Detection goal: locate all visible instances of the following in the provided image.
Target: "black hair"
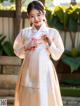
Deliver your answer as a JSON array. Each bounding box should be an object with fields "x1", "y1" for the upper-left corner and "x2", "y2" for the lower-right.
[{"x1": 27, "y1": 0, "x2": 45, "y2": 15}]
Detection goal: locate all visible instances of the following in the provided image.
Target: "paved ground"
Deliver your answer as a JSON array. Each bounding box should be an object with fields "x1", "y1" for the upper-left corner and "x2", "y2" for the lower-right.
[
  {"x1": 0, "y1": 96, "x2": 80, "y2": 106},
  {"x1": 63, "y1": 96, "x2": 80, "y2": 106}
]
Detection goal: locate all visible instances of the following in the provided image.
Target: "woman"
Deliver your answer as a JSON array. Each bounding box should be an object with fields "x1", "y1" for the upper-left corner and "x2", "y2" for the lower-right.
[{"x1": 13, "y1": 1, "x2": 64, "y2": 106}]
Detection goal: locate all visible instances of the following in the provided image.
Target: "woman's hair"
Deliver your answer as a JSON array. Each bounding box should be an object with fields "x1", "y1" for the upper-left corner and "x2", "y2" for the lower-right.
[{"x1": 27, "y1": 0, "x2": 45, "y2": 15}]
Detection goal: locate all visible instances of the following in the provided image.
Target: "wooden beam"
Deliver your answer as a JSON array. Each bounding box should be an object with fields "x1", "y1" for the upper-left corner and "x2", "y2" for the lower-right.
[
  {"x1": 15, "y1": 0, "x2": 22, "y2": 37},
  {"x1": 0, "y1": 75, "x2": 18, "y2": 89},
  {"x1": 0, "y1": 56, "x2": 21, "y2": 65},
  {"x1": 39, "y1": 0, "x2": 45, "y2": 5}
]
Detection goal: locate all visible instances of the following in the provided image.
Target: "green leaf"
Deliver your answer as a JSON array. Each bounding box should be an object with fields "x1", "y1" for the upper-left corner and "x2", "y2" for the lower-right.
[
  {"x1": 0, "y1": 49, "x2": 3, "y2": 55},
  {"x1": 0, "y1": 0, "x2": 3, "y2": 3},
  {"x1": 64, "y1": 12, "x2": 69, "y2": 30},
  {"x1": 0, "y1": 35, "x2": 6, "y2": 44},
  {"x1": 0, "y1": 34, "x2": 6, "y2": 55},
  {"x1": 2, "y1": 41, "x2": 15, "y2": 56},
  {"x1": 54, "y1": 6, "x2": 64, "y2": 23},
  {"x1": 60, "y1": 87, "x2": 80, "y2": 97},
  {"x1": 62, "y1": 80, "x2": 80, "y2": 86},
  {"x1": 68, "y1": 17, "x2": 77, "y2": 32},
  {"x1": 63, "y1": 50, "x2": 71, "y2": 56},
  {"x1": 10, "y1": 0, "x2": 15, "y2": 2},
  {"x1": 46, "y1": 8, "x2": 52, "y2": 19},
  {"x1": 46, "y1": 8, "x2": 53, "y2": 26},
  {"x1": 62, "y1": 55, "x2": 80, "y2": 72},
  {"x1": 50, "y1": 16, "x2": 64, "y2": 30}
]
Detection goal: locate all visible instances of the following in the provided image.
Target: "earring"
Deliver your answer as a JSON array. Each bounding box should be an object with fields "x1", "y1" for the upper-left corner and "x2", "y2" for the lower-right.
[{"x1": 43, "y1": 16, "x2": 47, "y2": 22}]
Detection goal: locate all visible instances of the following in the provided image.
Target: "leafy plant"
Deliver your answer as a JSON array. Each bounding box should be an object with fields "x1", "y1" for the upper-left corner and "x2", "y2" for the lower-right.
[
  {"x1": 46, "y1": 5, "x2": 80, "y2": 32},
  {"x1": 0, "y1": 34, "x2": 15, "y2": 56},
  {"x1": 61, "y1": 86, "x2": 80, "y2": 97},
  {"x1": 10, "y1": 0, "x2": 15, "y2": 3},
  {"x1": 46, "y1": 5, "x2": 80, "y2": 73},
  {"x1": 0, "y1": 0, "x2": 3, "y2": 3},
  {"x1": 0, "y1": 3, "x2": 27, "y2": 11},
  {"x1": 61, "y1": 49, "x2": 80, "y2": 72}
]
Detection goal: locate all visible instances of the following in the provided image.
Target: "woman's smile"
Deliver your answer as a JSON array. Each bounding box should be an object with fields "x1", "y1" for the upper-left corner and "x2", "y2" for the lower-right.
[{"x1": 29, "y1": 9, "x2": 45, "y2": 28}]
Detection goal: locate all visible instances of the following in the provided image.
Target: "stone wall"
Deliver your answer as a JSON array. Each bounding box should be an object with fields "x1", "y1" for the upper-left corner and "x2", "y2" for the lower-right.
[
  {"x1": 63, "y1": 97, "x2": 80, "y2": 106},
  {"x1": 0, "y1": 56, "x2": 80, "y2": 106},
  {"x1": 0, "y1": 56, "x2": 21, "y2": 106}
]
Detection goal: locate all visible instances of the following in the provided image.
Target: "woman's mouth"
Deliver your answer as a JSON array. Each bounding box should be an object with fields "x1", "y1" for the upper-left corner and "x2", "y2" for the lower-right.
[{"x1": 34, "y1": 21, "x2": 40, "y2": 24}]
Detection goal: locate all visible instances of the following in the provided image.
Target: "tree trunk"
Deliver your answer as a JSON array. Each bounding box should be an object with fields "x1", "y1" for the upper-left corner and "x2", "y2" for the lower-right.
[
  {"x1": 70, "y1": 0, "x2": 77, "y2": 5},
  {"x1": 14, "y1": 0, "x2": 22, "y2": 38},
  {"x1": 39, "y1": 0, "x2": 45, "y2": 5}
]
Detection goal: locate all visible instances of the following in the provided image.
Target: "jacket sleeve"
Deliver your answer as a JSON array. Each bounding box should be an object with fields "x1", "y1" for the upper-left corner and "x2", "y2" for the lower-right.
[
  {"x1": 13, "y1": 30, "x2": 26, "y2": 59},
  {"x1": 49, "y1": 29, "x2": 64, "y2": 61}
]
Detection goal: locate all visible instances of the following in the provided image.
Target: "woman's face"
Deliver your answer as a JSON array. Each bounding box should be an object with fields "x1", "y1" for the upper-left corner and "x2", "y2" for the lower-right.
[{"x1": 28, "y1": 9, "x2": 45, "y2": 28}]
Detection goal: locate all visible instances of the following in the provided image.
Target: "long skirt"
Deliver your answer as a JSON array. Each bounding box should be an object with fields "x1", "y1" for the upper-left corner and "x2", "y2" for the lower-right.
[{"x1": 14, "y1": 49, "x2": 63, "y2": 106}]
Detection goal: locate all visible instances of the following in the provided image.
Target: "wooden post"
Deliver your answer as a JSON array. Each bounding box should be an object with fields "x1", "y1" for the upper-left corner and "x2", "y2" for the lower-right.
[
  {"x1": 14, "y1": 0, "x2": 22, "y2": 38},
  {"x1": 70, "y1": 0, "x2": 77, "y2": 5},
  {"x1": 39, "y1": 0, "x2": 45, "y2": 5}
]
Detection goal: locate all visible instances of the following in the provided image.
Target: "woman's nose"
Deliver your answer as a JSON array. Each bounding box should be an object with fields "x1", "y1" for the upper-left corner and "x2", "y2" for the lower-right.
[{"x1": 34, "y1": 16, "x2": 38, "y2": 20}]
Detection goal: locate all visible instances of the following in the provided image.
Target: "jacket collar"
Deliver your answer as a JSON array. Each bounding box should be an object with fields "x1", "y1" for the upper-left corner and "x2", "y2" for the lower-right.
[{"x1": 31, "y1": 22, "x2": 48, "y2": 34}]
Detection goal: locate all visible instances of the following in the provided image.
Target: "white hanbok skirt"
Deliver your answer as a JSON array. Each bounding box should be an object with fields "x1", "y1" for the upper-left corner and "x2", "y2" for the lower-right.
[{"x1": 14, "y1": 45, "x2": 63, "y2": 106}]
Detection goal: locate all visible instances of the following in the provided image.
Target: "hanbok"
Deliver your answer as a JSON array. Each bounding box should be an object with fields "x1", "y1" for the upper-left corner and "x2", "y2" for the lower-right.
[{"x1": 13, "y1": 23, "x2": 64, "y2": 106}]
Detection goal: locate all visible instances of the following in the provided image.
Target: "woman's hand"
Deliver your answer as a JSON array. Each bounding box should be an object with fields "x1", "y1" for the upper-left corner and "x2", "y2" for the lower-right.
[
  {"x1": 41, "y1": 35, "x2": 52, "y2": 46},
  {"x1": 24, "y1": 38, "x2": 38, "y2": 51}
]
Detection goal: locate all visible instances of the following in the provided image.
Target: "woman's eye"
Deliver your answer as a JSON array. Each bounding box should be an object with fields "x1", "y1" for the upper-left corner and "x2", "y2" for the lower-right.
[
  {"x1": 30, "y1": 15, "x2": 34, "y2": 18},
  {"x1": 37, "y1": 14, "x2": 41, "y2": 17}
]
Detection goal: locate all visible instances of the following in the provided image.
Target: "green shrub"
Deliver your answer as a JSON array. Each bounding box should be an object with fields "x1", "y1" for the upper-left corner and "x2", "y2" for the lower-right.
[
  {"x1": 0, "y1": 34, "x2": 15, "y2": 56},
  {"x1": 46, "y1": 5, "x2": 80, "y2": 32}
]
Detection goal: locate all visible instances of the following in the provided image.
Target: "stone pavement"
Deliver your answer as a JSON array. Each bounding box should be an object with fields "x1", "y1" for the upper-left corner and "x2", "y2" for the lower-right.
[
  {"x1": 63, "y1": 96, "x2": 80, "y2": 106},
  {"x1": 0, "y1": 96, "x2": 80, "y2": 106}
]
